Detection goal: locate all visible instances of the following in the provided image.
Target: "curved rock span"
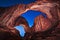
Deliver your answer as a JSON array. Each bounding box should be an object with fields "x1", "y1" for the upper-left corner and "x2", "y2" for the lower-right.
[{"x1": 0, "y1": 0, "x2": 60, "y2": 40}]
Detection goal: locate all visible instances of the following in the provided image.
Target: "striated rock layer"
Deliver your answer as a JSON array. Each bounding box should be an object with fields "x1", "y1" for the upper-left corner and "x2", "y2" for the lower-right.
[{"x1": 0, "y1": 0, "x2": 60, "y2": 40}]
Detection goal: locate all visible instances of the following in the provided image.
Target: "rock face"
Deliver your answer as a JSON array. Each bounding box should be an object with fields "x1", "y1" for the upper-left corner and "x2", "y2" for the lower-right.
[
  {"x1": 0, "y1": 25, "x2": 21, "y2": 40},
  {"x1": 13, "y1": 16, "x2": 31, "y2": 33},
  {"x1": 0, "y1": 16, "x2": 30, "y2": 40},
  {"x1": 0, "y1": 0, "x2": 60, "y2": 40},
  {"x1": 31, "y1": 2, "x2": 59, "y2": 32}
]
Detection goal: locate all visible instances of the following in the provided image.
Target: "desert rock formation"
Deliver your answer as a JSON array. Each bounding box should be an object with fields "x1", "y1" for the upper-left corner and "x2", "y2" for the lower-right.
[{"x1": 0, "y1": 0, "x2": 60, "y2": 40}]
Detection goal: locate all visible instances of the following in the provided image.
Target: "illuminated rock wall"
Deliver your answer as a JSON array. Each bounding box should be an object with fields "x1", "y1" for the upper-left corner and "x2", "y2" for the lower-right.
[{"x1": 0, "y1": 0, "x2": 60, "y2": 40}]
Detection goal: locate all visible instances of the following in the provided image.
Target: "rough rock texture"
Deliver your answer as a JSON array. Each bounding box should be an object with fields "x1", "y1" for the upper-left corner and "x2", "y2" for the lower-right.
[
  {"x1": 24, "y1": 0, "x2": 60, "y2": 40},
  {"x1": 0, "y1": 0, "x2": 60, "y2": 40},
  {"x1": 0, "y1": 25, "x2": 21, "y2": 40},
  {"x1": 14, "y1": 16, "x2": 31, "y2": 33}
]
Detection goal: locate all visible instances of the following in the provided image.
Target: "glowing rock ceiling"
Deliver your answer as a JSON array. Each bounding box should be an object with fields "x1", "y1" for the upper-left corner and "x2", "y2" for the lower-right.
[{"x1": 0, "y1": 0, "x2": 60, "y2": 40}]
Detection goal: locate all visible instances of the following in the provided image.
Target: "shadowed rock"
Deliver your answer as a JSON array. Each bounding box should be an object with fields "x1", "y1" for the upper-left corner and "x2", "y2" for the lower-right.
[
  {"x1": 0, "y1": 25, "x2": 21, "y2": 40},
  {"x1": 0, "y1": 0, "x2": 60, "y2": 40}
]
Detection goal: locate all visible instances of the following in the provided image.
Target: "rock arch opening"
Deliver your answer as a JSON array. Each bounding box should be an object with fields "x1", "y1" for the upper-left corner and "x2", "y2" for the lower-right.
[
  {"x1": 21, "y1": 10, "x2": 47, "y2": 27},
  {"x1": 15, "y1": 25, "x2": 25, "y2": 37}
]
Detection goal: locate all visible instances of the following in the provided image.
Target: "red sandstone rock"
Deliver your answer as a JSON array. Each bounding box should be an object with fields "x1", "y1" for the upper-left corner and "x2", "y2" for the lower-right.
[{"x1": 0, "y1": 0, "x2": 60, "y2": 40}]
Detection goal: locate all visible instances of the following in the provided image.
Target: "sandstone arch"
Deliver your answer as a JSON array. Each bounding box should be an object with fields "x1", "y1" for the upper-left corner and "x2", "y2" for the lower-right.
[
  {"x1": 0, "y1": 0, "x2": 60, "y2": 40},
  {"x1": 13, "y1": 16, "x2": 31, "y2": 33},
  {"x1": 30, "y1": 2, "x2": 59, "y2": 32}
]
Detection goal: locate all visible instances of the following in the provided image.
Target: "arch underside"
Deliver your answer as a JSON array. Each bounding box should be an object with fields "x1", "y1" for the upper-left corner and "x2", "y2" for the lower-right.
[
  {"x1": 0, "y1": 0, "x2": 60, "y2": 40},
  {"x1": 0, "y1": 2, "x2": 60, "y2": 33}
]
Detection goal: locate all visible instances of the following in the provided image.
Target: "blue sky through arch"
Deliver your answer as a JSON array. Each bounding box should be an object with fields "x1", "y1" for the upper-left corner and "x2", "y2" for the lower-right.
[
  {"x1": 15, "y1": 10, "x2": 46, "y2": 37},
  {"x1": 15, "y1": 25, "x2": 25, "y2": 37},
  {"x1": 0, "y1": 0, "x2": 47, "y2": 37},
  {"x1": 21, "y1": 10, "x2": 46, "y2": 27}
]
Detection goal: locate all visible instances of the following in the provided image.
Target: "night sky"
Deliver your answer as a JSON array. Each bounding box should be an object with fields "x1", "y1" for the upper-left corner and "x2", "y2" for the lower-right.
[
  {"x1": 0, "y1": 0, "x2": 46, "y2": 37},
  {"x1": 0, "y1": 0, "x2": 36, "y2": 7}
]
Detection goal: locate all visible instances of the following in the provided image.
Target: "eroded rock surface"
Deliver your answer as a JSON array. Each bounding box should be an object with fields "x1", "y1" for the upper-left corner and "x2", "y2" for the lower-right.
[{"x1": 0, "y1": 0, "x2": 60, "y2": 40}]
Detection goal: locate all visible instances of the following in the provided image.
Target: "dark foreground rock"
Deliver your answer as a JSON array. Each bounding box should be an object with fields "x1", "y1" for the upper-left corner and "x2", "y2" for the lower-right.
[{"x1": 0, "y1": 25, "x2": 21, "y2": 40}]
